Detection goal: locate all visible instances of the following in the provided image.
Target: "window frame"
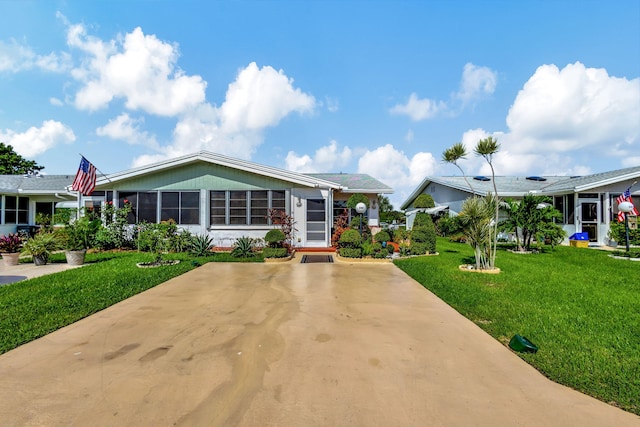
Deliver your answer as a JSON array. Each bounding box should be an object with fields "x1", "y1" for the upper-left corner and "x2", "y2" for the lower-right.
[{"x1": 209, "y1": 190, "x2": 288, "y2": 226}]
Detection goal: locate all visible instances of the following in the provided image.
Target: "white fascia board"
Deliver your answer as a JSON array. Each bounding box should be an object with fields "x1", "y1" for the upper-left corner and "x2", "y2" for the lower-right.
[
  {"x1": 573, "y1": 172, "x2": 640, "y2": 192},
  {"x1": 340, "y1": 188, "x2": 394, "y2": 194}
]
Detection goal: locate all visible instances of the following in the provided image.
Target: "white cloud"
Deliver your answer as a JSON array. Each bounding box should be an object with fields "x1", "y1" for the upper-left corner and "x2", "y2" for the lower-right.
[
  {"x1": 96, "y1": 113, "x2": 158, "y2": 149},
  {"x1": 357, "y1": 144, "x2": 439, "y2": 209},
  {"x1": 219, "y1": 62, "x2": 315, "y2": 132},
  {"x1": 0, "y1": 120, "x2": 75, "y2": 157},
  {"x1": 506, "y1": 62, "x2": 639, "y2": 154},
  {"x1": 0, "y1": 39, "x2": 70, "y2": 73},
  {"x1": 49, "y1": 97, "x2": 64, "y2": 107},
  {"x1": 132, "y1": 63, "x2": 316, "y2": 166},
  {"x1": 67, "y1": 24, "x2": 206, "y2": 116},
  {"x1": 325, "y1": 96, "x2": 339, "y2": 112},
  {"x1": 455, "y1": 63, "x2": 497, "y2": 104},
  {"x1": 357, "y1": 144, "x2": 437, "y2": 189},
  {"x1": 285, "y1": 140, "x2": 352, "y2": 172},
  {"x1": 390, "y1": 63, "x2": 497, "y2": 121},
  {"x1": 405, "y1": 129, "x2": 414, "y2": 142},
  {"x1": 389, "y1": 93, "x2": 445, "y2": 121}
]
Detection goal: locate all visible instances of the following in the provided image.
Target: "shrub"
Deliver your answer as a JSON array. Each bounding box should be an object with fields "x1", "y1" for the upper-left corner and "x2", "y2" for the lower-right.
[
  {"x1": 361, "y1": 240, "x2": 373, "y2": 256},
  {"x1": 0, "y1": 233, "x2": 23, "y2": 253},
  {"x1": 331, "y1": 209, "x2": 350, "y2": 248},
  {"x1": 411, "y1": 224, "x2": 437, "y2": 254},
  {"x1": 190, "y1": 234, "x2": 214, "y2": 256},
  {"x1": 231, "y1": 236, "x2": 258, "y2": 258},
  {"x1": 409, "y1": 242, "x2": 430, "y2": 256},
  {"x1": 387, "y1": 244, "x2": 395, "y2": 254},
  {"x1": 414, "y1": 194, "x2": 435, "y2": 209},
  {"x1": 339, "y1": 247, "x2": 362, "y2": 258},
  {"x1": 435, "y1": 215, "x2": 463, "y2": 237},
  {"x1": 265, "y1": 229, "x2": 286, "y2": 247},
  {"x1": 393, "y1": 228, "x2": 409, "y2": 243},
  {"x1": 374, "y1": 230, "x2": 391, "y2": 243},
  {"x1": 413, "y1": 212, "x2": 434, "y2": 227},
  {"x1": 339, "y1": 229, "x2": 362, "y2": 248},
  {"x1": 349, "y1": 216, "x2": 371, "y2": 241},
  {"x1": 263, "y1": 247, "x2": 288, "y2": 258}
]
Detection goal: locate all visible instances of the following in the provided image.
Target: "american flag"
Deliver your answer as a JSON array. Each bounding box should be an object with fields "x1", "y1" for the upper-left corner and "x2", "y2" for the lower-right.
[
  {"x1": 616, "y1": 188, "x2": 639, "y2": 222},
  {"x1": 71, "y1": 157, "x2": 97, "y2": 196}
]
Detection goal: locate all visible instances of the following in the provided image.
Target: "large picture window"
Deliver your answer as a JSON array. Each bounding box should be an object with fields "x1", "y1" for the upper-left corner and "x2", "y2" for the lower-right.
[
  {"x1": 209, "y1": 190, "x2": 287, "y2": 226},
  {"x1": 161, "y1": 192, "x2": 200, "y2": 224},
  {"x1": 119, "y1": 191, "x2": 199, "y2": 224}
]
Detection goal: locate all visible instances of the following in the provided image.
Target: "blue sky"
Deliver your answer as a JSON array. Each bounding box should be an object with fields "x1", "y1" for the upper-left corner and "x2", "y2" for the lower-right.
[{"x1": 1, "y1": 1, "x2": 639, "y2": 208}]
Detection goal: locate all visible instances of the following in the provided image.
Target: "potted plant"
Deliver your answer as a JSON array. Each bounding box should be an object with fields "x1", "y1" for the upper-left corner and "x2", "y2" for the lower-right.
[
  {"x1": 21, "y1": 232, "x2": 60, "y2": 266},
  {"x1": 62, "y1": 215, "x2": 99, "y2": 265},
  {"x1": 0, "y1": 233, "x2": 23, "y2": 266}
]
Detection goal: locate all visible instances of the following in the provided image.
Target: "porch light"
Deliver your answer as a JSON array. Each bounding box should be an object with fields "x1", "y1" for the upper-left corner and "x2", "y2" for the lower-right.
[{"x1": 618, "y1": 201, "x2": 635, "y2": 252}]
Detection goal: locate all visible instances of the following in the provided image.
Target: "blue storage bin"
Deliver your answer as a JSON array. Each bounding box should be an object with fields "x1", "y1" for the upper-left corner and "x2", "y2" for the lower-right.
[{"x1": 569, "y1": 232, "x2": 589, "y2": 241}]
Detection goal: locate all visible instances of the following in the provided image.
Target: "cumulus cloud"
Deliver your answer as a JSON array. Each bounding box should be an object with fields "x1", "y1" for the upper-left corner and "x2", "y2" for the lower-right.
[
  {"x1": 445, "y1": 63, "x2": 639, "y2": 176},
  {"x1": 506, "y1": 62, "x2": 639, "y2": 153},
  {"x1": 66, "y1": 24, "x2": 206, "y2": 116},
  {"x1": 131, "y1": 62, "x2": 316, "y2": 166},
  {"x1": 0, "y1": 39, "x2": 70, "y2": 73},
  {"x1": 357, "y1": 144, "x2": 437, "y2": 189},
  {"x1": 285, "y1": 140, "x2": 352, "y2": 172},
  {"x1": 96, "y1": 113, "x2": 158, "y2": 149},
  {"x1": 0, "y1": 120, "x2": 75, "y2": 157},
  {"x1": 390, "y1": 63, "x2": 497, "y2": 121},
  {"x1": 219, "y1": 62, "x2": 315, "y2": 132},
  {"x1": 389, "y1": 93, "x2": 445, "y2": 121},
  {"x1": 454, "y1": 63, "x2": 497, "y2": 104}
]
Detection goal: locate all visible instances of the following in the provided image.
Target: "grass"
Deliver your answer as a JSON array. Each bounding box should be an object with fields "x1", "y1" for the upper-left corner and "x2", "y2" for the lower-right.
[
  {"x1": 395, "y1": 238, "x2": 640, "y2": 415},
  {"x1": 0, "y1": 250, "x2": 263, "y2": 355}
]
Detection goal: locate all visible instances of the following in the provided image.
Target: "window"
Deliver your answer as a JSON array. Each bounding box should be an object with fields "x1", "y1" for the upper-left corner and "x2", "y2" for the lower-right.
[
  {"x1": 251, "y1": 191, "x2": 268, "y2": 225},
  {"x1": 36, "y1": 202, "x2": 54, "y2": 217},
  {"x1": 161, "y1": 191, "x2": 200, "y2": 224},
  {"x1": 5, "y1": 196, "x2": 29, "y2": 224},
  {"x1": 119, "y1": 191, "x2": 199, "y2": 224},
  {"x1": 210, "y1": 191, "x2": 226, "y2": 225},
  {"x1": 209, "y1": 190, "x2": 287, "y2": 226},
  {"x1": 229, "y1": 191, "x2": 247, "y2": 225}
]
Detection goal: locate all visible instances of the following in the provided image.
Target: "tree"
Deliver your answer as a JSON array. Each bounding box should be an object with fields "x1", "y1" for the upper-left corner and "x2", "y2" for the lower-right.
[
  {"x1": 378, "y1": 195, "x2": 404, "y2": 223},
  {"x1": 347, "y1": 193, "x2": 369, "y2": 208},
  {"x1": 442, "y1": 142, "x2": 474, "y2": 193},
  {"x1": 0, "y1": 143, "x2": 44, "y2": 174},
  {"x1": 500, "y1": 195, "x2": 565, "y2": 251},
  {"x1": 475, "y1": 136, "x2": 500, "y2": 268},
  {"x1": 442, "y1": 137, "x2": 501, "y2": 270}
]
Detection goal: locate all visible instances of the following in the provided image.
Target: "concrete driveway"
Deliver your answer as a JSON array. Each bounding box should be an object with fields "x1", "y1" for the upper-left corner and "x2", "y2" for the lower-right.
[{"x1": 0, "y1": 261, "x2": 637, "y2": 426}]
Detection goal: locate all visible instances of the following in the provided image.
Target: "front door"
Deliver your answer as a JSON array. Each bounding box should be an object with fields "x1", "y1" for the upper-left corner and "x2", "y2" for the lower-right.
[
  {"x1": 579, "y1": 200, "x2": 599, "y2": 242},
  {"x1": 306, "y1": 199, "x2": 326, "y2": 246}
]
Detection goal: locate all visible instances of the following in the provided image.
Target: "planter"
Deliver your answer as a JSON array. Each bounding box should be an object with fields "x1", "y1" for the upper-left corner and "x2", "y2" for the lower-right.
[
  {"x1": 65, "y1": 249, "x2": 87, "y2": 266},
  {"x1": 1, "y1": 252, "x2": 20, "y2": 266},
  {"x1": 33, "y1": 254, "x2": 49, "y2": 266}
]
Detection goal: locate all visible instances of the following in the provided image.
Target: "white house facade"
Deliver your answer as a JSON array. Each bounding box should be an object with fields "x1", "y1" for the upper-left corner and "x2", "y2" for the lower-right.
[
  {"x1": 401, "y1": 166, "x2": 640, "y2": 246},
  {"x1": 0, "y1": 151, "x2": 393, "y2": 248}
]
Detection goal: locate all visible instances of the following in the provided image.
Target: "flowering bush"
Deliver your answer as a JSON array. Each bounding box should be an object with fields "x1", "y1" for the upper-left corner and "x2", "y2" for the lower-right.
[{"x1": 0, "y1": 233, "x2": 23, "y2": 253}]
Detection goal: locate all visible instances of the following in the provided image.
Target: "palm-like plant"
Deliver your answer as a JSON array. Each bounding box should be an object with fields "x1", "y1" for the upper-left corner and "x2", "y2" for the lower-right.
[
  {"x1": 442, "y1": 142, "x2": 475, "y2": 194},
  {"x1": 475, "y1": 136, "x2": 501, "y2": 268}
]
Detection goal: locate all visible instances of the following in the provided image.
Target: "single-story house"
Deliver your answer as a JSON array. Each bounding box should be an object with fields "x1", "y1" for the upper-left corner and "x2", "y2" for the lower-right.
[
  {"x1": 0, "y1": 151, "x2": 393, "y2": 248},
  {"x1": 401, "y1": 165, "x2": 640, "y2": 245}
]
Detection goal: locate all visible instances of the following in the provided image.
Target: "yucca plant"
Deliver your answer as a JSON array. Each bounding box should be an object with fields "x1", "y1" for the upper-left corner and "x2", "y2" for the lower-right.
[
  {"x1": 190, "y1": 234, "x2": 214, "y2": 256},
  {"x1": 231, "y1": 236, "x2": 258, "y2": 258}
]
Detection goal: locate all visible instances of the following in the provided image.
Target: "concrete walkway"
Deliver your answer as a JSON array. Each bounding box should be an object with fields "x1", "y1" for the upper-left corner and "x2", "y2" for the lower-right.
[
  {"x1": 0, "y1": 261, "x2": 84, "y2": 285},
  {"x1": 0, "y1": 262, "x2": 637, "y2": 426}
]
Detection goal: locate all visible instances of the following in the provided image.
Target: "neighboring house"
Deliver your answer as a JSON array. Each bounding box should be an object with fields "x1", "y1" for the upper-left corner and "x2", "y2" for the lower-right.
[
  {"x1": 0, "y1": 174, "x2": 77, "y2": 236},
  {"x1": 401, "y1": 166, "x2": 640, "y2": 245},
  {"x1": 0, "y1": 151, "x2": 393, "y2": 248}
]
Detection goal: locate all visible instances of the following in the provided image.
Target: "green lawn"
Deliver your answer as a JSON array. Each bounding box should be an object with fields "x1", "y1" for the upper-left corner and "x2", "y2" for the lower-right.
[
  {"x1": 0, "y1": 251, "x2": 262, "y2": 355},
  {"x1": 395, "y1": 238, "x2": 640, "y2": 415}
]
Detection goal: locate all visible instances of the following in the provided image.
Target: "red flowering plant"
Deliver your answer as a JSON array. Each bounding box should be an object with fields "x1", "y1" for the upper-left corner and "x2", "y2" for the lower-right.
[{"x1": 0, "y1": 233, "x2": 23, "y2": 253}]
